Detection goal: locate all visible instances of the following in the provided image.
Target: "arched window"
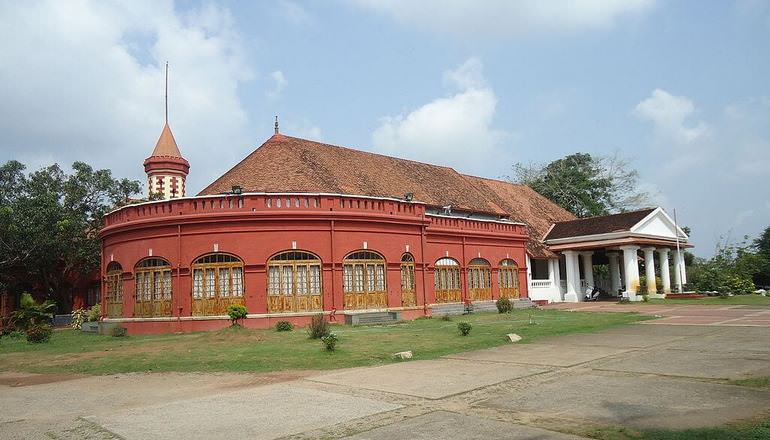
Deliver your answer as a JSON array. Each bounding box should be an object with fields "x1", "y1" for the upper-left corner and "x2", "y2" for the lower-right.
[
  {"x1": 343, "y1": 250, "x2": 387, "y2": 309},
  {"x1": 134, "y1": 258, "x2": 172, "y2": 317},
  {"x1": 400, "y1": 253, "x2": 416, "y2": 307},
  {"x1": 191, "y1": 253, "x2": 244, "y2": 316},
  {"x1": 434, "y1": 258, "x2": 461, "y2": 303},
  {"x1": 468, "y1": 258, "x2": 492, "y2": 301},
  {"x1": 499, "y1": 259, "x2": 520, "y2": 299},
  {"x1": 267, "y1": 251, "x2": 323, "y2": 313},
  {"x1": 105, "y1": 262, "x2": 123, "y2": 318}
]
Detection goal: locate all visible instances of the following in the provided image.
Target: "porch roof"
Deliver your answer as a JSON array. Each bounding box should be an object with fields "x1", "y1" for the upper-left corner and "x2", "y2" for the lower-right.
[{"x1": 544, "y1": 207, "x2": 692, "y2": 252}]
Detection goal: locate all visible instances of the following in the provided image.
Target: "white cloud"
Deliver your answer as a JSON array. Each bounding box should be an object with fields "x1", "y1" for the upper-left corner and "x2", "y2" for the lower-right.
[
  {"x1": 633, "y1": 89, "x2": 709, "y2": 145},
  {"x1": 267, "y1": 70, "x2": 288, "y2": 99},
  {"x1": 634, "y1": 92, "x2": 770, "y2": 255},
  {"x1": 0, "y1": 0, "x2": 254, "y2": 194},
  {"x1": 352, "y1": 0, "x2": 654, "y2": 38},
  {"x1": 442, "y1": 57, "x2": 485, "y2": 90},
  {"x1": 277, "y1": 0, "x2": 312, "y2": 26},
  {"x1": 372, "y1": 58, "x2": 510, "y2": 173},
  {"x1": 283, "y1": 118, "x2": 322, "y2": 140}
]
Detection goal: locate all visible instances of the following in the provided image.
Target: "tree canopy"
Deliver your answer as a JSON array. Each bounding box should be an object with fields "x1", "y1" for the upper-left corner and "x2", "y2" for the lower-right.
[
  {"x1": 511, "y1": 153, "x2": 649, "y2": 218},
  {"x1": 0, "y1": 160, "x2": 140, "y2": 311}
]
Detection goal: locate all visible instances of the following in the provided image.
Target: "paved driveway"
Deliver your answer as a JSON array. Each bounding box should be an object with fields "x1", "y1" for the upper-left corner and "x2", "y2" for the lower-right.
[
  {"x1": 547, "y1": 302, "x2": 770, "y2": 326},
  {"x1": 2, "y1": 316, "x2": 769, "y2": 439}
]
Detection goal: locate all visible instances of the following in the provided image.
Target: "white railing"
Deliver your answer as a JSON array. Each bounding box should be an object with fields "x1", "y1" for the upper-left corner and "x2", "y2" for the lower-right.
[{"x1": 530, "y1": 280, "x2": 552, "y2": 289}]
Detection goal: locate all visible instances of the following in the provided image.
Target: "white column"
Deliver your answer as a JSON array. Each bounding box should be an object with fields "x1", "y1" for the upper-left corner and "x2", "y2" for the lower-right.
[
  {"x1": 620, "y1": 245, "x2": 641, "y2": 300},
  {"x1": 553, "y1": 257, "x2": 562, "y2": 300},
  {"x1": 608, "y1": 252, "x2": 621, "y2": 295},
  {"x1": 680, "y1": 252, "x2": 688, "y2": 285},
  {"x1": 658, "y1": 248, "x2": 671, "y2": 294},
  {"x1": 563, "y1": 251, "x2": 580, "y2": 302},
  {"x1": 673, "y1": 249, "x2": 683, "y2": 293},
  {"x1": 642, "y1": 247, "x2": 657, "y2": 295},
  {"x1": 580, "y1": 252, "x2": 594, "y2": 292},
  {"x1": 547, "y1": 259, "x2": 558, "y2": 303},
  {"x1": 526, "y1": 254, "x2": 532, "y2": 289}
]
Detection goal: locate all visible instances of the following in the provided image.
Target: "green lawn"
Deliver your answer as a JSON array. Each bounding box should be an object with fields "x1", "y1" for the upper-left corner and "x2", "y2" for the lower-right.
[
  {"x1": 586, "y1": 418, "x2": 770, "y2": 440},
  {"x1": 0, "y1": 309, "x2": 648, "y2": 375},
  {"x1": 730, "y1": 377, "x2": 770, "y2": 389},
  {"x1": 648, "y1": 294, "x2": 770, "y2": 306}
]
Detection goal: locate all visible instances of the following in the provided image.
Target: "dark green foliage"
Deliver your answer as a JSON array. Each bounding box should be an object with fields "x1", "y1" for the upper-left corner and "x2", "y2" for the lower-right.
[
  {"x1": 457, "y1": 321, "x2": 472, "y2": 336},
  {"x1": 275, "y1": 320, "x2": 293, "y2": 332},
  {"x1": 227, "y1": 305, "x2": 248, "y2": 326},
  {"x1": 111, "y1": 326, "x2": 127, "y2": 337},
  {"x1": 87, "y1": 304, "x2": 102, "y2": 322},
  {"x1": 306, "y1": 314, "x2": 330, "y2": 339},
  {"x1": 26, "y1": 325, "x2": 52, "y2": 343},
  {"x1": 0, "y1": 160, "x2": 140, "y2": 312},
  {"x1": 12, "y1": 292, "x2": 55, "y2": 330},
  {"x1": 512, "y1": 153, "x2": 648, "y2": 217},
  {"x1": 320, "y1": 332, "x2": 338, "y2": 351},
  {"x1": 689, "y1": 235, "x2": 769, "y2": 293},
  {"x1": 440, "y1": 314, "x2": 452, "y2": 321},
  {"x1": 495, "y1": 297, "x2": 512, "y2": 313}
]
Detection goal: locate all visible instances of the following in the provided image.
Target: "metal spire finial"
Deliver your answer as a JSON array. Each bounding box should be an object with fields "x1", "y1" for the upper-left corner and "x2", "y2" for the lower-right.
[
  {"x1": 164, "y1": 61, "x2": 169, "y2": 124},
  {"x1": 274, "y1": 115, "x2": 279, "y2": 134}
]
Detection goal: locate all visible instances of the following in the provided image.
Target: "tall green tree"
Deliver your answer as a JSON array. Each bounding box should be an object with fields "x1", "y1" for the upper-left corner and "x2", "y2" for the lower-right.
[
  {"x1": 511, "y1": 153, "x2": 649, "y2": 217},
  {"x1": 0, "y1": 161, "x2": 140, "y2": 311},
  {"x1": 755, "y1": 225, "x2": 770, "y2": 258}
]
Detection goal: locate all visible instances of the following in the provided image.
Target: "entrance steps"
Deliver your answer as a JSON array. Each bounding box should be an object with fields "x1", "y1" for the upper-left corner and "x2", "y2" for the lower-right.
[
  {"x1": 514, "y1": 298, "x2": 535, "y2": 309},
  {"x1": 344, "y1": 311, "x2": 401, "y2": 325},
  {"x1": 431, "y1": 298, "x2": 535, "y2": 316}
]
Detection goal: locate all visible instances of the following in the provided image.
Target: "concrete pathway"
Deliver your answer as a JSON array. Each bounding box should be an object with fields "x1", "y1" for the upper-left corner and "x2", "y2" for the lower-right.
[
  {"x1": 547, "y1": 302, "x2": 770, "y2": 326},
  {"x1": 2, "y1": 316, "x2": 769, "y2": 439}
]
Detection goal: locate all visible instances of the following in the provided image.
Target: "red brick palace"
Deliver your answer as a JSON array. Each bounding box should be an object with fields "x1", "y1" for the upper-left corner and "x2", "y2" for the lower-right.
[{"x1": 99, "y1": 121, "x2": 690, "y2": 334}]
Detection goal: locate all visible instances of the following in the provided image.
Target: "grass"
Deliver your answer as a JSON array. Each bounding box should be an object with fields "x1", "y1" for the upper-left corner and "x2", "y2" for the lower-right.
[
  {"x1": 647, "y1": 294, "x2": 770, "y2": 306},
  {"x1": 0, "y1": 309, "x2": 648, "y2": 375},
  {"x1": 729, "y1": 377, "x2": 770, "y2": 389},
  {"x1": 585, "y1": 418, "x2": 770, "y2": 440}
]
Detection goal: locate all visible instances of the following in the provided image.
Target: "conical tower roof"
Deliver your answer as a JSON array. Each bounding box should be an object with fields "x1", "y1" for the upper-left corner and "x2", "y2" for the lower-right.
[{"x1": 150, "y1": 122, "x2": 183, "y2": 158}]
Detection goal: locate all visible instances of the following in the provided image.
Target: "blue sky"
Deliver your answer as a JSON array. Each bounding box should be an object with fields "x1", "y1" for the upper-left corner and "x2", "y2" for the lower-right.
[{"x1": 1, "y1": 0, "x2": 769, "y2": 256}]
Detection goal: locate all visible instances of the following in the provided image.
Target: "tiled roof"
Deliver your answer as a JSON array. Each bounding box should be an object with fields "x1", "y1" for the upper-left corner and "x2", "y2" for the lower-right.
[
  {"x1": 199, "y1": 134, "x2": 578, "y2": 257},
  {"x1": 545, "y1": 208, "x2": 656, "y2": 240},
  {"x1": 461, "y1": 175, "x2": 576, "y2": 257},
  {"x1": 149, "y1": 123, "x2": 183, "y2": 158},
  {"x1": 199, "y1": 134, "x2": 508, "y2": 214}
]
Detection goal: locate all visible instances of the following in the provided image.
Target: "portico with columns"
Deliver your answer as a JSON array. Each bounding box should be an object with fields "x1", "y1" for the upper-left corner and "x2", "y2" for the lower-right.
[{"x1": 536, "y1": 207, "x2": 691, "y2": 303}]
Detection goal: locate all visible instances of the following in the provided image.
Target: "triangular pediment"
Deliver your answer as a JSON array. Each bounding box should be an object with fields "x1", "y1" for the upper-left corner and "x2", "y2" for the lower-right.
[{"x1": 630, "y1": 208, "x2": 688, "y2": 240}]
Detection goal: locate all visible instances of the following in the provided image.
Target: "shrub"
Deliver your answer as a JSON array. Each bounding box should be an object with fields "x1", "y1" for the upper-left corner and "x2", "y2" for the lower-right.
[
  {"x1": 440, "y1": 314, "x2": 452, "y2": 321},
  {"x1": 12, "y1": 293, "x2": 55, "y2": 330},
  {"x1": 8, "y1": 330, "x2": 25, "y2": 339},
  {"x1": 227, "y1": 305, "x2": 248, "y2": 326},
  {"x1": 496, "y1": 297, "x2": 512, "y2": 314},
  {"x1": 457, "y1": 321, "x2": 472, "y2": 336},
  {"x1": 71, "y1": 308, "x2": 88, "y2": 329},
  {"x1": 641, "y1": 294, "x2": 649, "y2": 302},
  {"x1": 87, "y1": 304, "x2": 102, "y2": 322},
  {"x1": 275, "y1": 320, "x2": 293, "y2": 332},
  {"x1": 320, "y1": 332, "x2": 338, "y2": 351},
  {"x1": 306, "y1": 314, "x2": 330, "y2": 339},
  {"x1": 726, "y1": 275, "x2": 755, "y2": 295},
  {"x1": 111, "y1": 326, "x2": 127, "y2": 337},
  {"x1": 26, "y1": 325, "x2": 52, "y2": 343}
]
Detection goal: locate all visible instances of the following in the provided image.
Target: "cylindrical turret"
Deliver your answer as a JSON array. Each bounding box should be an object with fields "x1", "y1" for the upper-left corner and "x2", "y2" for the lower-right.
[{"x1": 144, "y1": 122, "x2": 189, "y2": 199}]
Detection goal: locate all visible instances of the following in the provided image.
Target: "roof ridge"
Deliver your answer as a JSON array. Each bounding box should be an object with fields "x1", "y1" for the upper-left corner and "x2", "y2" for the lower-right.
[{"x1": 554, "y1": 207, "x2": 656, "y2": 224}]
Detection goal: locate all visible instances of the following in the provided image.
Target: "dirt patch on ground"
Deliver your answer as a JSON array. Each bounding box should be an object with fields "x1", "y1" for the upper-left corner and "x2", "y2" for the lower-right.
[
  {"x1": 0, "y1": 371, "x2": 86, "y2": 387},
  {"x1": 217, "y1": 369, "x2": 320, "y2": 389}
]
